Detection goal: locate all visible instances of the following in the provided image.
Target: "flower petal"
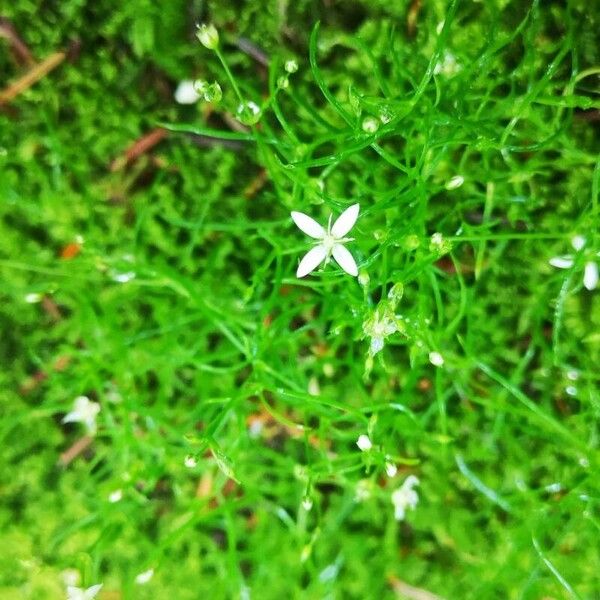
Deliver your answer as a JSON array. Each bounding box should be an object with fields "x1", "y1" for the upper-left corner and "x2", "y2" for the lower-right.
[
  {"x1": 549, "y1": 256, "x2": 574, "y2": 269},
  {"x1": 571, "y1": 235, "x2": 586, "y2": 251},
  {"x1": 62, "y1": 411, "x2": 78, "y2": 424},
  {"x1": 296, "y1": 245, "x2": 327, "y2": 278},
  {"x1": 291, "y1": 211, "x2": 325, "y2": 239},
  {"x1": 583, "y1": 261, "x2": 598, "y2": 291},
  {"x1": 332, "y1": 244, "x2": 358, "y2": 276},
  {"x1": 331, "y1": 203, "x2": 360, "y2": 238},
  {"x1": 67, "y1": 587, "x2": 85, "y2": 600},
  {"x1": 84, "y1": 585, "x2": 103, "y2": 600}
]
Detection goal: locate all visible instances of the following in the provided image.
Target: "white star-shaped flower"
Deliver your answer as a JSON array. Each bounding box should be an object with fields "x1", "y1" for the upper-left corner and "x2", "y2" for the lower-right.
[
  {"x1": 62, "y1": 395, "x2": 101, "y2": 434},
  {"x1": 391, "y1": 475, "x2": 420, "y2": 521},
  {"x1": 66, "y1": 584, "x2": 103, "y2": 600},
  {"x1": 356, "y1": 434, "x2": 372, "y2": 452},
  {"x1": 291, "y1": 204, "x2": 360, "y2": 278},
  {"x1": 549, "y1": 235, "x2": 599, "y2": 291}
]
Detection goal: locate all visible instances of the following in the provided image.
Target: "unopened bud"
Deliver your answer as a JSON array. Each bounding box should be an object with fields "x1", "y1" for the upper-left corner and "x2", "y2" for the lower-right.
[{"x1": 196, "y1": 23, "x2": 219, "y2": 50}]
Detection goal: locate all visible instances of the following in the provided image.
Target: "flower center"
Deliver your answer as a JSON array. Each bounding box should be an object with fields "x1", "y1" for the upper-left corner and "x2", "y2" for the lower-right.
[{"x1": 321, "y1": 233, "x2": 337, "y2": 253}]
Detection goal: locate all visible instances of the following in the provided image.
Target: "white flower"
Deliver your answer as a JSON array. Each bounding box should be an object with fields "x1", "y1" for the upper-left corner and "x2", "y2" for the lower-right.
[
  {"x1": 291, "y1": 204, "x2": 360, "y2": 278},
  {"x1": 135, "y1": 568, "x2": 154, "y2": 585},
  {"x1": 108, "y1": 489, "x2": 123, "y2": 503},
  {"x1": 445, "y1": 175, "x2": 464, "y2": 190},
  {"x1": 362, "y1": 116, "x2": 379, "y2": 133},
  {"x1": 302, "y1": 496, "x2": 313, "y2": 511},
  {"x1": 62, "y1": 396, "x2": 100, "y2": 434},
  {"x1": 307, "y1": 376, "x2": 320, "y2": 396},
  {"x1": 356, "y1": 434, "x2": 372, "y2": 452},
  {"x1": 549, "y1": 235, "x2": 600, "y2": 291},
  {"x1": 174, "y1": 80, "x2": 201, "y2": 105},
  {"x1": 385, "y1": 461, "x2": 398, "y2": 478},
  {"x1": 428, "y1": 351, "x2": 444, "y2": 367},
  {"x1": 368, "y1": 314, "x2": 398, "y2": 355},
  {"x1": 354, "y1": 479, "x2": 372, "y2": 502},
  {"x1": 433, "y1": 50, "x2": 461, "y2": 77},
  {"x1": 391, "y1": 475, "x2": 420, "y2": 521},
  {"x1": 66, "y1": 584, "x2": 103, "y2": 600},
  {"x1": 184, "y1": 455, "x2": 198, "y2": 468}
]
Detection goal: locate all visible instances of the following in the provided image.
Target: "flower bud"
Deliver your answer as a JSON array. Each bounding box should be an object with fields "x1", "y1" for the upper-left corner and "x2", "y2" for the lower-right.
[
  {"x1": 285, "y1": 59, "x2": 298, "y2": 73},
  {"x1": 236, "y1": 101, "x2": 261, "y2": 126},
  {"x1": 362, "y1": 116, "x2": 379, "y2": 134},
  {"x1": 196, "y1": 23, "x2": 219, "y2": 50}
]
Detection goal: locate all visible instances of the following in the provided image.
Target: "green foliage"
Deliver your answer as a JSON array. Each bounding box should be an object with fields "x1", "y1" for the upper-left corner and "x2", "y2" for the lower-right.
[{"x1": 1, "y1": 0, "x2": 599, "y2": 598}]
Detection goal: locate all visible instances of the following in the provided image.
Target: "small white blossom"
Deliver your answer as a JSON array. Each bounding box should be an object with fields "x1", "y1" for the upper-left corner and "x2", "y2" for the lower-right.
[
  {"x1": 248, "y1": 420, "x2": 263, "y2": 438},
  {"x1": 385, "y1": 461, "x2": 398, "y2": 478},
  {"x1": 391, "y1": 475, "x2": 420, "y2": 521},
  {"x1": 184, "y1": 455, "x2": 198, "y2": 468},
  {"x1": 356, "y1": 434, "x2": 372, "y2": 452},
  {"x1": 196, "y1": 23, "x2": 219, "y2": 49},
  {"x1": 549, "y1": 235, "x2": 600, "y2": 291},
  {"x1": 307, "y1": 376, "x2": 320, "y2": 397},
  {"x1": 111, "y1": 271, "x2": 135, "y2": 283},
  {"x1": 62, "y1": 396, "x2": 100, "y2": 434},
  {"x1": 429, "y1": 351, "x2": 444, "y2": 367},
  {"x1": 584, "y1": 262, "x2": 599, "y2": 290},
  {"x1": 369, "y1": 317, "x2": 398, "y2": 355},
  {"x1": 135, "y1": 568, "x2": 154, "y2": 585},
  {"x1": 545, "y1": 482, "x2": 562, "y2": 493},
  {"x1": 291, "y1": 204, "x2": 360, "y2": 278},
  {"x1": 174, "y1": 80, "x2": 201, "y2": 105},
  {"x1": 66, "y1": 584, "x2": 103, "y2": 600},
  {"x1": 362, "y1": 116, "x2": 379, "y2": 133},
  {"x1": 572, "y1": 235, "x2": 585, "y2": 251},
  {"x1": 302, "y1": 496, "x2": 313, "y2": 511},
  {"x1": 108, "y1": 489, "x2": 123, "y2": 503},
  {"x1": 355, "y1": 479, "x2": 372, "y2": 502},
  {"x1": 445, "y1": 175, "x2": 464, "y2": 190},
  {"x1": 25, "y1": 292, "x2": 43, "y2": 303},
  {"x1": 433, "y1": 50, "x2": 461, "y2": 77}
]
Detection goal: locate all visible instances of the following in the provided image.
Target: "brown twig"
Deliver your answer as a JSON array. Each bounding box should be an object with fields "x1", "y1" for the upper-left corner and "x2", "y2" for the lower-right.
[
  {"x1": 0, "y1": 18, "x2": 34, "y2": 66},
  {"x1": 110, "y1": 128, "x2": 168, "y2": 172},
  {"x1": 236, "y1": 37, "x2": 269, "y2": 67},
  {"x1": 407, "y1": 0, "x2": 422, "y2": 38},
  {"x1": 58, "y1": 435, "x2": 93, "y2": 467},
  {"x1": 0, "y1": 51, "x2": 66, "y2": 105},
  {"x1": 243, "y1": 169, "x2": 268, "y2": 199}
]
